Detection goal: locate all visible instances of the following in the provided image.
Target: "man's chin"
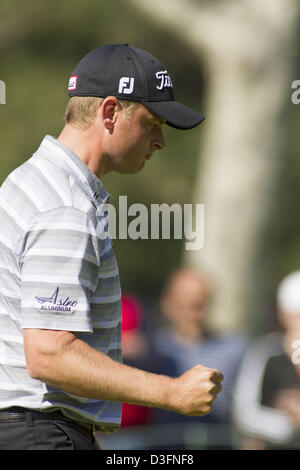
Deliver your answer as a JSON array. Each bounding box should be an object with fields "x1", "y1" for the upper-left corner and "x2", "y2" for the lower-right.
[{"x1": 117, "y1": 161, "x2": 145, "y2": 175}]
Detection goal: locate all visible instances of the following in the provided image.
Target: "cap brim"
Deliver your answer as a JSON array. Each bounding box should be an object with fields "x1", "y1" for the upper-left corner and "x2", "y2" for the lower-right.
[{"x1": 142, "y1": 100, "x2": 205, "y2": 130}]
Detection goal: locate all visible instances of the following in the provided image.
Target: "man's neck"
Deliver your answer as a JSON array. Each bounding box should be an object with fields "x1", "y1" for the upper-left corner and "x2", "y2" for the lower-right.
[{"x1": 57, "y1": 124, "x2": 111, "y2": 178}]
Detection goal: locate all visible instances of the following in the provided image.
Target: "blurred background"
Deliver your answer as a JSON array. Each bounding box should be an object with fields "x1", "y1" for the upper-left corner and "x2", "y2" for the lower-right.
[{"x1": 2, "y1": 0, "x2": 300, "y2": 450}]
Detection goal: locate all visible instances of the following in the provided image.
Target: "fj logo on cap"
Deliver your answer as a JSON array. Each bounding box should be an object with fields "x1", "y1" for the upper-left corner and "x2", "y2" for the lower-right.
[
  {"x1": 118, "y1": 77, "x2": 135, "y2": 95},
  {"x1": 68, "y1": 75, "x2": 78, "y2": 91},
  {"x1": 156, "y1": 70, "x2": 173, "y2": 90}
]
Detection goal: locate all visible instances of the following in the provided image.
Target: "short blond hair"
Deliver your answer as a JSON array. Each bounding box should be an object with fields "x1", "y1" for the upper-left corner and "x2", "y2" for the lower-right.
[{"x1": 64, "y1": 96, "x2": 141, "y2": 129}]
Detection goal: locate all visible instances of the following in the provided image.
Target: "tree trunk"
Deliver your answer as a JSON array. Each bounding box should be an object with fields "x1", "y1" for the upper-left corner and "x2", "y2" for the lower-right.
[{"x1": 129, "y1": 0, "x2": 299, "y2": 332}]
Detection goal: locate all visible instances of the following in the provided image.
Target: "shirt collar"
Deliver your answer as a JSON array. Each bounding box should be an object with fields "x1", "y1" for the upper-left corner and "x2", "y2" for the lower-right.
[{"x1": 35, "y1": 135, "x2": 111, "y2": 207}]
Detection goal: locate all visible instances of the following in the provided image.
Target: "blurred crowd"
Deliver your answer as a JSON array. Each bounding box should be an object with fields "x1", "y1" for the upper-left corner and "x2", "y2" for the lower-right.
[{"x1": 98, "y1": 268, "x2": 300, "y2": 450}]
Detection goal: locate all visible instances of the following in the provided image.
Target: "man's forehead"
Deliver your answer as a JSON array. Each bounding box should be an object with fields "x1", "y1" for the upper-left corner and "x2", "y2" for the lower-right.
[{"x1": 142, "y1": 105, "x2": 165, "y2": 125}]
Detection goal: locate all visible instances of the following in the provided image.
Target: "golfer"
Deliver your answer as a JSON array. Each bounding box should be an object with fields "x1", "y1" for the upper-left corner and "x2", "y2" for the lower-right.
[{"x1": 0, "y1": 44, "x2": 223, "y2": 450}]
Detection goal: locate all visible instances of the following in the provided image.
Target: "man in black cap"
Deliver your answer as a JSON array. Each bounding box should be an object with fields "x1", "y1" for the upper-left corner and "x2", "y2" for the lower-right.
[{"x1": 0, "y1": 44, "x2": 223, "y2": 450}]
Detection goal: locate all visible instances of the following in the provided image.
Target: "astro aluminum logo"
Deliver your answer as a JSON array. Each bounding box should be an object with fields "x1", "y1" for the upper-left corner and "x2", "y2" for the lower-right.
[
  {"x1": 118, "y1": 77, "x2": 135, "y2": 95},
  {"x1": 0, "y1": 81, "x2": 6, "y2": 104},
  {"x1": 35, "y1": 287, "x2": 78, "y2": 313}
]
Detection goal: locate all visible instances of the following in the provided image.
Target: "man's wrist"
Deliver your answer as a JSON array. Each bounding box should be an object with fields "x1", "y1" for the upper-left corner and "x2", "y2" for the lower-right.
[{"x1": 161, "y1": 376, "x2": 179, "y2": 413}]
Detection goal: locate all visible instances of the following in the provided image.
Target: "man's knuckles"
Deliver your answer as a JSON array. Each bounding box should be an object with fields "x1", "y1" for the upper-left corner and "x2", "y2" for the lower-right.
[
  {"x1": 193, "y1": 365, "x2": 223, "y2": 383},
  {"x1": 207, "y1": 381, "x2": 223, "y2": 394}
]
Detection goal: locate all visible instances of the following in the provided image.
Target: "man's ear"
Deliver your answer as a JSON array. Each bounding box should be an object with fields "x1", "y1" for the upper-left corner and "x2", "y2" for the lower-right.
[{"x1": 100, "y1": 96, "x2": 119, "y2": 134}]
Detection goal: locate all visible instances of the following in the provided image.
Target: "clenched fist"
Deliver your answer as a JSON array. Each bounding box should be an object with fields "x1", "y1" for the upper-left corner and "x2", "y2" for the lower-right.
[{"x1": 167, "y1": 365, "x2": 223, "y2": 416}]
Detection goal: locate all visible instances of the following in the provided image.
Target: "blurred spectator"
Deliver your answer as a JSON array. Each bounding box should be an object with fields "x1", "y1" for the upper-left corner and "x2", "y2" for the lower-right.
[
  {"x1": 152, "y1": 268, "x2": 248, "y2": 447},
  {"x1": 232, "y1": 271, "x2": 300, "y2": 449},
  {"x1": 121, "y1": 292, "x2": 176, "y2": 427}
]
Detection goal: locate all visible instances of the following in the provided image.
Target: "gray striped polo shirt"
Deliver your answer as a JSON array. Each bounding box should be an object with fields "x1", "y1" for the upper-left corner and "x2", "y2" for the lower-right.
[{"x1": 0, "y1": 135, "x2": 122, "y2": 432}]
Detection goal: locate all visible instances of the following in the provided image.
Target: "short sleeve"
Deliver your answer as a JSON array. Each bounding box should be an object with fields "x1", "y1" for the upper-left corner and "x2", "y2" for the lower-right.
[{"x1": 20, "y1": 207, "x2": 101, "y2": 332}]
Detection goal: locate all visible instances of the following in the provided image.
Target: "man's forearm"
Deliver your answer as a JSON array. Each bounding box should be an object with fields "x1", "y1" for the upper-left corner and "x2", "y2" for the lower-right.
[
  {"x1": 24, "y1": 329, "x2": 174, "y2": 411},
  {"x1": 24, "y1": 328, "x2": 223, "y2": 416}
]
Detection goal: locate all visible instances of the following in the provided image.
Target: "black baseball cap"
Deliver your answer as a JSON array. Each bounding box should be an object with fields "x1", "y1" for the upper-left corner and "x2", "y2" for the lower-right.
[{"x1": 68, "y1": 44, "x2": 205, "y2": 130}]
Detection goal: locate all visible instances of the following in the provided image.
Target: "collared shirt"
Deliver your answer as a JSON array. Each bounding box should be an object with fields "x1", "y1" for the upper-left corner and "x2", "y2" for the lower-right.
[{"x1": 0, "y1": 135, "x2": 122, "y2": 432}]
